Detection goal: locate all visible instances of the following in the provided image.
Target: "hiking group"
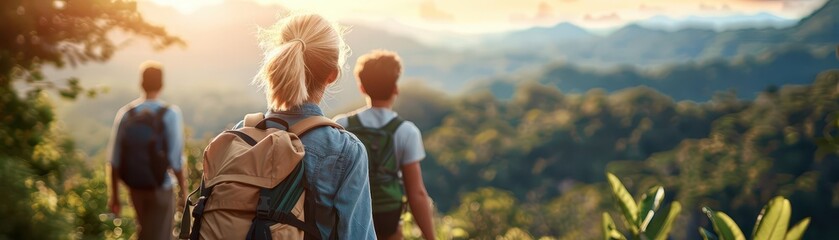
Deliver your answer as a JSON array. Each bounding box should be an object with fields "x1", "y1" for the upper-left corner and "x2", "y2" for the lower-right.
[{"x1": 107, "y1": 13, "x2": 436, "y2": 240}]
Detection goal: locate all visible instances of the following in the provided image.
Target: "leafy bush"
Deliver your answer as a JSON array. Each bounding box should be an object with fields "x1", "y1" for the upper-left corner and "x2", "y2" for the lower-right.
[
  {"x1": 602, "y1": 173, "x2": 681, "y2": 240},
  {"x1": 700, "y1": 196, "x2": 810, "y2": 240}
]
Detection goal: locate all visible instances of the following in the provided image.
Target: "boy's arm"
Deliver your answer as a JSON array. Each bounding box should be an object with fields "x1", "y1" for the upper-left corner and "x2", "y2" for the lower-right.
[
  {"x1": 174, "y1": 170, "x2": 187, "y2": 206},
  {"x1": 403, "y1": 162, "x2": 436, "y2": 240},
  {"x1": 400, "y1": 121, "x2": 434, "y2": 238},
  {"x1": 109, "y1": 166, "x2": 121, "y2": 217}
]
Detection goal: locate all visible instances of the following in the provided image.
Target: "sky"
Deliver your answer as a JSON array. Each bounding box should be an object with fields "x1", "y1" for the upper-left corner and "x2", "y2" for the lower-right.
[{"x1": 146, "y1": 0, "x2": 828, "y2": 33}]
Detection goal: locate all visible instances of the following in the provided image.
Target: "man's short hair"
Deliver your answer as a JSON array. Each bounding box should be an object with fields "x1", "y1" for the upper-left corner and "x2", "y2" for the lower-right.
[
  {"x1": 140, "y1": 61, "x2": 163, "y2": 93},
  {"x1": 355, "y1": 50, "x2": 402, "y2": 100}
]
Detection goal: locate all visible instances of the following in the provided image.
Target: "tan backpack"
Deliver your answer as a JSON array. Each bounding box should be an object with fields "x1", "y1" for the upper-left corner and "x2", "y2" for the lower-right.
[{"x1": 179, "y1": 113, "x2": 342, "y2": 240}]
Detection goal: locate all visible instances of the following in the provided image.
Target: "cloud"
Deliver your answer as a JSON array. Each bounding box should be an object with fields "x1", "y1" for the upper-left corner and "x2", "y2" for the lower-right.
[
  {"x1": 419, "y1": 0, "x2": 454, "y2": 22},
  {"x1": 699, "y1": 3, "x2": 733, "y2": 12},
  {"x1": 583, "y1": 12, "x2": 621, "y2": 22},
  {"x1": 781, "y1": 0, "x2": 817, "y2": 10},
  {"x1": 536, "y1": 1, "x2": 553, "y2": 20},
  {"x1": 510, "y1": 1, "x2": 555, "y2": 24},
  {"x1": 638, "y1": 4, "x2": 664, "y2": 12},
  {"x1": 734, "y1": 0, "x2": 823, "y2": 11}
]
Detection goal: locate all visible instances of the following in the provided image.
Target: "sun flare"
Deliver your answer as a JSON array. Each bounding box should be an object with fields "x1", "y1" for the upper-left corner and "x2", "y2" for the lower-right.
[{"x1": 148, "y1": 0, "x2": 224, "y2": 14}]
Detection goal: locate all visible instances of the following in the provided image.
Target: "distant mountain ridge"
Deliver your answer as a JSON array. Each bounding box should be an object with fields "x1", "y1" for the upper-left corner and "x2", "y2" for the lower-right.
[
  {"x1": 473, "y1": 46, "x2": 838, "y2": 102},
  {"x1": 483, "y1": 22, "x2": 595, "y2": 49},
  {"x1": 638, "y1": 12, "x2": 796, "y2": 31},
  {"x1": 536, "y1": 0, "x2": 836, "y2": 65}
]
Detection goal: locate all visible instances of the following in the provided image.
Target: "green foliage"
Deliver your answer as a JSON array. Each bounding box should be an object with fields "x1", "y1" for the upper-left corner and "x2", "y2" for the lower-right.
[
  {"x1": 0, "y1": 92, "x2": 137, "y2": 239},
  {"x1": 752, "y1": 197, "x2": 792, "y2": 240},
  {"x1": 703, "y1": 207, "x2": 746, "y2": 240},
  {"x1": 701, "y1": 227, "x2": 720, "y2": 240},
  {"x1": 602, "y1": 213, "x2": 626, "y2": 240},
  {"x1": 448, "y1": 188, "x2": 529, "y2": 239},
  {"x1": 606, "y1": 173, "x2": 639, "y2": 234},
  {"x1": 784, "y1": 218, "x2": 810, "y2": 240},
  {"x1": 700, "y1": 196, "x2": 811, "y2": 240},
  {"x1": 425, "y1": 82, "x2": 740, "y2": 211},
  {"x1": 603, "y1": 173, "x2": 681, "y2": 240},
  {"x1": 1, "y1": 0, "x2": 184, "y2": 97},
  {"x1": 410, "y1": 70, "x2": 839, "y2": 239},
  {"x1": 0, "y1": 0, "x2": 181, "y2": 238},
  {"x1": 645, "y1": 201, "x2": 681, "y2": 240}
]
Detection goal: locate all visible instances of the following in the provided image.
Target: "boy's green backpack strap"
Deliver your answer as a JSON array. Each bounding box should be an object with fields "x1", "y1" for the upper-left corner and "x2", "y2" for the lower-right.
[
  {"x1": 381, "y1": 116, "x2": 404, "y2": 133},
  {"x1": 243, "y1": 112, "x2": 265, "y2": 128},
  {"x1": 347, "y1": 115, "x2": 363, "y2": 128}
]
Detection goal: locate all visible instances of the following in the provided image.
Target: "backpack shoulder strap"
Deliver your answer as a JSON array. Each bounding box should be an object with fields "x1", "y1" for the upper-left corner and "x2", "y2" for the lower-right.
[
  {"x1": 152, "y1": 105, "x2": 170, "y2": 133},
  {"x1": 155, "y1": 104, "x2": 169, "y2": 116},
  {"x1": 347, "y1": 115, "x2": 363, "y2": 128},
  {"x1": 127, "y1": 105, "x2": 140, "y2": 117},
  {"x1": 381, "y1": 116, "x2": 404, "y2": 134},
  {"x1": 243, "y1": 112, "x2": 265, "y2": 128},
  {"x1": 154, "y1": 105, "x2": 169, "y2": 121},
  {"x1": 289, "y1": 116, "x2": 344, "y2": 136}
]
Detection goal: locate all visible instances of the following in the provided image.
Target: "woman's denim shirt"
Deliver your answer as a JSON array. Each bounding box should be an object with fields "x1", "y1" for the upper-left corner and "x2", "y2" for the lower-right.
[{"x1": 233, "y1": 103, "x2": 375, "y2": 239}]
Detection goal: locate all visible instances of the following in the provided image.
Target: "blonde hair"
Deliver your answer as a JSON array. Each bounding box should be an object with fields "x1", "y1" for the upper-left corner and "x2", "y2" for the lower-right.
[{"x1": 254, "y1": 13, "x2": 349, "y2": 111}]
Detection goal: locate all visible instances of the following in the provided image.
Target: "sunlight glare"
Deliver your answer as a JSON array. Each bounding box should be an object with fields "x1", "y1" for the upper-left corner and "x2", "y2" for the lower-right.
[{"x1": 149, "y1": 0, "x2": 224, "y2": 14}]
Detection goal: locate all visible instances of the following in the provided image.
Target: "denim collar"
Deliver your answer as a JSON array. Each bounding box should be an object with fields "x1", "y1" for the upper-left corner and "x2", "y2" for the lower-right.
[{"x1": 268, "y1": 102, "x2": 324, "y2": 116}]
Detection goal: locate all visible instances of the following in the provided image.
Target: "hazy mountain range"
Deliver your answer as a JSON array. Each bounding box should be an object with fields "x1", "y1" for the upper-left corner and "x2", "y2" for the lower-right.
[
  {"x1": 46, "y1": 0, "x2": 838, "y2": 154},
  {"x1": 46, "y1": 0, "x2": 838, "y2": 94},
  {"x1": 637, "y1": 12, "x2": 796, "y2": 31}
]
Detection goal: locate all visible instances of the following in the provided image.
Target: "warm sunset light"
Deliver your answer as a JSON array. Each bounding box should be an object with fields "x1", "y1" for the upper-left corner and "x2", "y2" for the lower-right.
[
  {"x1": 147, "y1": 0, "x2": 223, "y2": 14},
  {"x1": 249, "y1": 0, "x2": 824, "y2": 32},
  {"x1": 3, "y1": 0, "x2": 837, "y2": 239},
  {"x1": 144, "y1": 0, "x2": 827, "y2": 33}
]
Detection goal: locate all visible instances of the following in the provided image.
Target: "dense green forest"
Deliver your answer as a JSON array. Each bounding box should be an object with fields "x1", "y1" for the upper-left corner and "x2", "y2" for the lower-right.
[{"x1": 390, "y1": 70, "x2": 839, "y2": 239}]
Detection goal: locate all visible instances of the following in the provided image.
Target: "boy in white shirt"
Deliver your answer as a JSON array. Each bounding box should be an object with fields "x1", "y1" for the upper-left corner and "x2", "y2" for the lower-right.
[{"x1": 334, "y1": 50, "x2": 435, "y2": 240}]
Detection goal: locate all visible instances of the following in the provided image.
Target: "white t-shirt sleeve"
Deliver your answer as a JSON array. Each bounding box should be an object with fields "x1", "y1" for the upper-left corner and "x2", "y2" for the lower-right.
[
  {"x1": 397, "y1": 121, "x2": 426, "y2": 165},
  {"x1": 164, "y1": 105, "x2": 185, "y2": 171}
]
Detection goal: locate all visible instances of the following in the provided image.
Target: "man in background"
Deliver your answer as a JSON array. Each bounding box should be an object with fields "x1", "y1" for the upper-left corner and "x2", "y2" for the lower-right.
[
  {"x1": 107, "y1": 61, "x2": 187, "y2": 240},
  {"x1": 334, "y1": 50, "x2": 436, "y2": 240}
]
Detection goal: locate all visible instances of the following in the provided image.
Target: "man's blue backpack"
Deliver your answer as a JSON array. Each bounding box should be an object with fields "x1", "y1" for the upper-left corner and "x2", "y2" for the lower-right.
[{"x1": 119, "y1": 105, "x2": 170, "y2": 189}]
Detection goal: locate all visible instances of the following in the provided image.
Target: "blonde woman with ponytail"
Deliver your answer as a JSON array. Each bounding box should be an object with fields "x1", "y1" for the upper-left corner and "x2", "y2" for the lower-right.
[{"x1": 230, "y1": 13, "x2": 375, "y2": 239}]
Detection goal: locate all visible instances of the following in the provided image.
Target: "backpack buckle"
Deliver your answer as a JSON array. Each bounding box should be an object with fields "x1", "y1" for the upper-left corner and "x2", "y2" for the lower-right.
[{"x1": 256, "y1": 196, "x2": 271, "y2": 217}]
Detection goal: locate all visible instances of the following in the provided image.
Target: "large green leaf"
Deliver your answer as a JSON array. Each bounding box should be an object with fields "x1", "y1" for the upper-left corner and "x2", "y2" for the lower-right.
[
  {"x1": 703, "y1": 207, "x2": 745, "y2": 240},
  {"x1": 783, "y1": 217, "x2": 810, "y2": 240},
  {"x1": 602, "y1": 212, "x2": 627, "y2": 240},
  {"x1": 638, "y1": 186, "x2": 664, "y2": 228},
  {"x1": 753, "y1": 196, "x2": 791, "y2": 240},
  {"x1": 700, "y1": 227, "x2": 719, "y2": 240},
  {"x1": 716, "y1": 212, "x2": 746, "y2": 240},
  {"x1": 644, "y1": 202, "x2": 681, "y2": 240},
  {"x1": 607, "y1": 173, "x2": 639, "y2": 234}
]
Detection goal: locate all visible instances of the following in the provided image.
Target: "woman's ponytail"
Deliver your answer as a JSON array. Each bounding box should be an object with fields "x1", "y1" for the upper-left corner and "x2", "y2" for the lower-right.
[
  {"x1": 253, "y1": 13, "x2": 348, "y2": 111},
  {"x1": 257, "y1": 40, "x2": 308, "y2": 111}
]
